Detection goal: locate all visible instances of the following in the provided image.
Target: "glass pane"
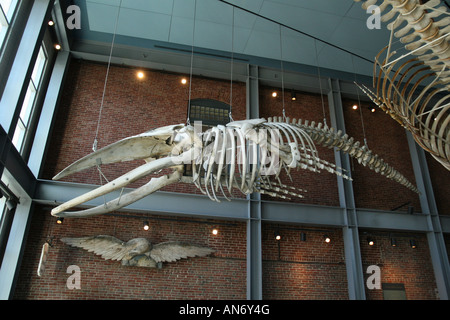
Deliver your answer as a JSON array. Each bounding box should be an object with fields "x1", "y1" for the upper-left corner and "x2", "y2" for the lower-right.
[
  {"x1": 0, "y1": 18, "x2": 6, "y2": 47},
  {"x1": 0, "y1": 0, "x2": 12, "y2": 17},
  {"x1": 31, "y1": 46, "x2": 47, "y2": 86},
  {"x1": 12, "y1": 120, "x2": 25, "y2": 150},
  {"x1": 0, "y1": 0, "x2": 17, "y2": 21},
  {"x1": 19, "y1": 82, "x2": 36, "y2": 125}
]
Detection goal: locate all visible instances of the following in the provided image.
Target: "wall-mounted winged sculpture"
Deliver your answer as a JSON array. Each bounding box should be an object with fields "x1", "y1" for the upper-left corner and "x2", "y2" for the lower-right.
[
  {"x1": 61, "y1": 236, "x2": 215, "y2": 268},
  {"x1": 354, "y1": 0, "x2": 450, "y2": 170},
  {"x1": 50, "y1": 117, "x2": 418, "y2": 219}
]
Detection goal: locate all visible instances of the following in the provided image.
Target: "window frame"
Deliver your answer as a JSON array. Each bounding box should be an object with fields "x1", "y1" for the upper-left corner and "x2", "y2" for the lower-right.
[
  {"x1": 12, "y1": 42, "x2": 48, "y2": 155},
  {"x1": 0, "y1": 0, "x2": 19, "y2": 53},
  {"x1": 188, "y1": 98, "x2": 231, "y2": 127}
]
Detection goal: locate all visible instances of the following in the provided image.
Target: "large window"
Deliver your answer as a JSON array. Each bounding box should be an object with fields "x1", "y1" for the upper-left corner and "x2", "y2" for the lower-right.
[
  {"x1": 188, "y1": 99, "x2": 231, "y2": 126},
  {"x1": 12, "y1": 45, "x2": 47, "y2": 153},
  {"x1": 0, "y1": 0, "x2": 19, "y2": 50}
]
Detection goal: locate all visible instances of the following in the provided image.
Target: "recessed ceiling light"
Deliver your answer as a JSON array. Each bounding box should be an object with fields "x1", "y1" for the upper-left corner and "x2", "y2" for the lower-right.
[
  {"x1": 181, "y1": 78, "x2": 187, "y2": 84},
  {"x1": 55, "y1": 44, "x2": 61, "y2": 50},
  {"x1": 352, "y1": 104, "x2": 358, "y2": 110},
  {"x1": 48, "y1": 20, "x2": 55, "y2": 26},
  {"x1": 137, "y1": 71, "x2": 145, "y2": 79},
  {"x1": 272, "y1": 91, "x2": 277, "y2": 98}
]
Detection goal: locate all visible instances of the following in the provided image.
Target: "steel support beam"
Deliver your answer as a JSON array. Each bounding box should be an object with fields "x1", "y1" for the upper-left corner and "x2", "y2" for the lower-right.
[
  {"x1": 247, "y1": 195, "x2": 262, "y2": 300},
  {"x1": 441, "y1": 216, "x2": 450, "y2": 232},
  {"x1": 406, "y1": 132, "x2": 450, "y2": 300},
  {"x1": 0, "y1": 170, "x2": 33, "y2": 300},
  {"x1": 246, "y1": 64, "x2": 262, "y2": 300},
  {"x1": 34, "y1": 179, "x2": 249, "y2": 221},
  {"x1": 261, "y1": 201, "x2": 345, "y2": 226},
  {"x1": 34, "y1": 179, "x2": 447, "y2": 232},
  {"x1": 328, "y1": 79, "x2": 366, "y2": 300},
  {"x1": 356, "y1": 209, "x2": 430, "y2": 232},
  {"x1": 0, "y1": 127, "x2": 36, "y2": 198}
]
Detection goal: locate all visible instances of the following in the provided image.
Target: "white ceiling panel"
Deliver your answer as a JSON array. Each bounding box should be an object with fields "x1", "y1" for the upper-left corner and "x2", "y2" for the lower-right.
[
  {"x1": 77, "y1": 0, "x2": 395, "y2": 76},
  {"x1": 120, "y1": 0, "x2": 174, "y2": 15},
  {"x1": 168, "y1": 16, "x2": 194, "y2": 46},
  {"x1": 265, "y1": 0, "x2": 355, "y2": 17},
  {"x1": 117, "y1": 8, "x2": 171, "y2": 42},
  {"x1": 258, "y1": 1, "x2": 345, "y2": 40},
  {"x1": 85, "y1": 1, "x2": 119, "y2": 33}
]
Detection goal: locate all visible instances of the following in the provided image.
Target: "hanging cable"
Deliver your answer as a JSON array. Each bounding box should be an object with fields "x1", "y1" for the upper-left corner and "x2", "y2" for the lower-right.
[
  {"x1": 314, "y1": 39, "x2": 327, "y2": 127},
  {"x1": 279, "y1": 25, "x2": 286, "y2": 120},
  {"x1": 93, "y1": 0, "x2": 123, "y2": 152},
  {"x1": 229, "y1": 6, "x2": 235, "y2": 122},
  {"x1": 187, "y1": 0, "x2": 197, "y2": 126},
  {"x1": 90, "y1": 0, "x2": 122, "y2": 198},
  {"x1": 351, "y1": 55, "x2": 368, "y2": 148}
]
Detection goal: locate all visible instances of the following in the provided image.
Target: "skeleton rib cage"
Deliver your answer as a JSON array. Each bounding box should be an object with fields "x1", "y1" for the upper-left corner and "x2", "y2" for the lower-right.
[
  {"x1": 355, "y1": 0, "x2": 450, "y2": 170},
  {"x1": 51, "y1": 117, "x2": 418, "y2": 218}
]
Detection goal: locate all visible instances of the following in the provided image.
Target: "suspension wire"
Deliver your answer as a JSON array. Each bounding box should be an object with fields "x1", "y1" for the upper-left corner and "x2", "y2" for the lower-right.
[
  {"x1": 314, "y1": 39, "x2": 327, "y2": 128},
  {"x1": 229, "y1": 6, "x2": 234, "y2": 122},
  {"x1": 93, "y1": 0, "x2": 123, "y2": 152},
  {"x1": 187, "y1": 0, "x2": 197, "y2": 126},
  {"x1": 91, "y1": 0, "x2": 122, "y2": 196},
  {"x1": 279, "y1": 25, "x2": 286, "y2": 120},
  {"x1": 351, "y1": 55, "x2": 368, "y2": 148}
]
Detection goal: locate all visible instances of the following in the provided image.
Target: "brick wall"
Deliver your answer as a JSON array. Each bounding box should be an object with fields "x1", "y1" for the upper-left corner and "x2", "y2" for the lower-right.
[
  {"x1": 259, "y1": 86, "x2": 340, "y2": 207},
  {"x1": 13, "y1": 205, "x2": 247, "y2": 300},
  {"x1": 14, "y1": 209, "x2": 439, "y2": 300},
  {"x1": 260, "y1": 224, "x2": 438, "y2": 300},
  {"x1": 262, "y1": 224, "x2": 348, "y2": 299},
  {"x1": 360, "y1": 230, "x2": 438, "y2": 300},
  {"x1": 342, "y1": 99, "x2": 421, "y2": 212}
]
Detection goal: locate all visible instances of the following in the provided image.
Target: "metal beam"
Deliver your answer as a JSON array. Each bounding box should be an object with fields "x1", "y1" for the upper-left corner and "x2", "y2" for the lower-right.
[
  {"x1": 0, "y1": 169, "x2": 33, "y2": 300},
  {"x1": 0, "y1": 127, "x2": 35, "y2": 198},
  {"x1": 246, "y1": 65, "x2": 262, "y2": 300},
  {"x1": 261, "y1": 201, "x2": 345, "y2": 226},
  {"x1": 34, "y1": 179, "x2": 442, "y2": 232},
  {"x1": 356, "y1": 209, "x2": 430, "y2": 232},
  {"x1": 406, "y1": 132, "x2": 450, "y2": 300},
  {"x1": 0, "y1": 198, "x2": 32, "y2": 300},
  {"x1": 328, "y1": 78, "x2": 366, "y2": 300},
  {"x1": 34, "y1": 179, "x2": 249, "y2": 220},
  {"x1": 247, "y1": 196, "x2": 262, "y2": 300},
  {"x1": 440, "y1": 216, "x2": 450, "y2": 233}
]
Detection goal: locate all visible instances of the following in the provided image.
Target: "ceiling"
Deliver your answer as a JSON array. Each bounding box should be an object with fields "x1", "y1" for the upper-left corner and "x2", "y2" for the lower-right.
[{"x1": 62, "y1": 0, "x2": 396, "y2": 79}]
